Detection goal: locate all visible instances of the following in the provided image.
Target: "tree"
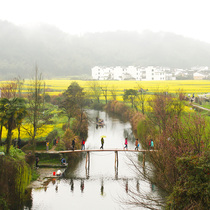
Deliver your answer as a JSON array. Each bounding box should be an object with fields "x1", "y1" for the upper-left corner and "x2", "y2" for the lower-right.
[
  {"x1": 61, "y1": 82, "x2": 87, "y2": 138},
  {"x1": 0, "y1": 80, "x2": 18, "y2": 144},
  {"x1": 131, "y1": 92, "x2": 210, "y2": 209},
  {"x1": 14, "y1": 76, "x2": 25, "y2": 98},
  {"x1": 0, "y1": 97, "x2": 27, "y2": 155},
  {"x1": 109, "y1": 85, "x2": 118, "y2": 101},
  {"x1": 0, "y1": 81, "x2": 17, "y2": 99},
  {"x1": 61, "y1": 82, "x2": 85, "y2": 125},
  {"x1": 123, "y1": 89, "x2": 138, "y2": 108},
  {"x1": 101, "y1": 83, "x2": 109, "y2": 104},
  {"x1": 88, "y1": 81, "x2": 102, "y2": 103},
  {"x1": 167, "y1": 154, "x2": 210, "y2": 209},
  {"x1": 135, "y1": 85, "x2": 148, "y2": 115},
  {"x1": 24, "y1": 66, "x2": 49, "y2": 154}
]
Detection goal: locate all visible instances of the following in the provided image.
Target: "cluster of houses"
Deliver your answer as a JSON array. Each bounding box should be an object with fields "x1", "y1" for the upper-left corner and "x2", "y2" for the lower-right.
[{"x1": 91, "y1": 66, "x2": 210, "y2": 81}]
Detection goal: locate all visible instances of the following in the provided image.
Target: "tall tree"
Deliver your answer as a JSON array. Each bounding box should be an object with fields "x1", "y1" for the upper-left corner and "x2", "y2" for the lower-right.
[
  {"x1": 101, "y1": 83, "x2": 109, "y2": 104},
  {"x1": 0, "y1": 80, "x2": 18, "y2": 144},
  {"x1": 61, "y1": 82, "x2": 86, "y2": 126},
  {"x1": 135, "y1": 85, "x2": 148, "y2": 115},
  {"x1": 24, "y1": 66, "x2": 48, "y2": 154},
  {"x1": 14, "y1": 76, "x2": 25, "y2": 98},
  {"x1": 0, "y1": 97, "x2": 27, "y2": 155}
]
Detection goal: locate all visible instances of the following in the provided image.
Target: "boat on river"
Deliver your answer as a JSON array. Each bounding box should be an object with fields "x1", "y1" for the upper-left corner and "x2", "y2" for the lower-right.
[{"x1": 96, "y1": 119, "x2": 105, "y2": 126}]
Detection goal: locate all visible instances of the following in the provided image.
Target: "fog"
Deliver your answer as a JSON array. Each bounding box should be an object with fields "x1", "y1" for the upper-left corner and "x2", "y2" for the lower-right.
[{"x1": 1, "y1": 20, "x2": 210, "y2": 80}]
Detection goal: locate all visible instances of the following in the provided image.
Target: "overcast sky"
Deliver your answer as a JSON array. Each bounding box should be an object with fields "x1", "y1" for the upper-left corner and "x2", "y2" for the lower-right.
[{"x1": 0, "y1": 0, "x2": 210, "y2": 43}]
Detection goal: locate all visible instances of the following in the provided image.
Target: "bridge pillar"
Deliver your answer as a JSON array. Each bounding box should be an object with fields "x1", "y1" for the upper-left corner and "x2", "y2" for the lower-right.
[
  {"x1": 115, "y1": 151, "x2": 118, "y2": 168},
  {"x1": 143, "y1": 151, "x2": 145, "y2": 168},
  {"x1": 85, "y1": 151, "x2": 90, "y2": 170}
]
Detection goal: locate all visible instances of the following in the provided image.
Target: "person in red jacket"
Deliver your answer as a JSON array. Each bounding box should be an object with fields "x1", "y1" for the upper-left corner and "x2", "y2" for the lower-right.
[
  {"x1": 81, "y1": 138, "x2": 85, "y2": 150},
  {"x1": 124, "y1": 137, "x2": 128, "y2": 150}
]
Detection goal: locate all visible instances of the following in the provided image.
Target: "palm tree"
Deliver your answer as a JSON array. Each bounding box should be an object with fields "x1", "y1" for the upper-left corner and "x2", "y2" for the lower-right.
[{"x1": 0, "y1": 97, "x2": 27, "y2": 155}]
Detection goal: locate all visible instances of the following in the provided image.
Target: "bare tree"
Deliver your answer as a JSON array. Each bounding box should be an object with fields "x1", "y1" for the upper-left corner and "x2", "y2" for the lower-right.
[
  {"x1": 14, "y1": 76, "x2": 25, "y2": 98},
  {"x1": 24, "y1": 66, "x2": 49, "y2": 154},
  {"x1": 109, "y1": 85, "x2": 118, "y2": 101},
  {"x1": 0, "y1": 81, "x2": 17, "y2": 99},
  {"x1": 101, "y1": 82, "x2": 109, "y2": 104},
  {"x1": 128, "y1": 92, "x2": 210, "y2": 209},
  {"x1": 135, "y1": 84, "x2": 148, "y2": 115}
]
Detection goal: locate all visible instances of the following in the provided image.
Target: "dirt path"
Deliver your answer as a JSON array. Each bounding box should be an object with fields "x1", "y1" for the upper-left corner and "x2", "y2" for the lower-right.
[
  {"x1": 49, "y1": 145, "x2": 57, "y2": 151},
  {"x1": 192, "y1": 104, "x2": 210, "y2": 112}
]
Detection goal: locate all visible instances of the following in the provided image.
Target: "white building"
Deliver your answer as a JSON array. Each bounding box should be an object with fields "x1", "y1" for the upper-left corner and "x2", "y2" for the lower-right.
[
  {"x1": 193, "y1": 72, "x2": 206, "y2": 80},
  {"x1": 91, "y1": 66, "x2": 174, "y2": 81},
  {"x1": 113, "y1": 66, "x2": 124, "y2": 80}
]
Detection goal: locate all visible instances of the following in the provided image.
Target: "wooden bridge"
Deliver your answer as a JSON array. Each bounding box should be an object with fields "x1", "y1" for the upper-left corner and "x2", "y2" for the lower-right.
[{"x1": 37, "y1": 149, "x2": 156, "y2": 170}]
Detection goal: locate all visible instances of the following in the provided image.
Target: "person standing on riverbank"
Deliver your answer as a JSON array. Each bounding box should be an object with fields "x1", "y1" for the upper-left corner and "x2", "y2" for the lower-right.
[
  {"x1": 100, "y1": 137, "x2": 104, "y2": 149},
  {"x1": 46, "y1": 141, "x2": 49, "y2": 151},
  {"x1": 35, "y1": 156, "x2": 39, "y2": 167},
  {"x1": 53, "y1": 138, "x2": 57, "y2": 146},
  {"x1": 124, "y1": 137, "x2": 128, "y2": 150},
  {"x1": 17, "y1": 138, "x2": 21, "y2": 149}
]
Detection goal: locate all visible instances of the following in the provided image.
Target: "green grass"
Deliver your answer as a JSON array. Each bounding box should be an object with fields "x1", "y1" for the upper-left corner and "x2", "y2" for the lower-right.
[
  {"x1": 39, "y1": 157, "x2": 61, "y2": 165},
  {"x1": 202, "y1": 104, "x2": 210, "y2": 109},
  {"x1": 31, "y1": 169, "x2": 40, "y2": 181},
  {"x1": 0, "y1": 146, "x2": 25, "y2": 160}
]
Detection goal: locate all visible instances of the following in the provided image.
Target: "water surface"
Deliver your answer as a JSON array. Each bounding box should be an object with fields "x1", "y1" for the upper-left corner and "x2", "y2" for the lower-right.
[{"x1": 25, "y1": 110, "x2": 159, "y2": 210}]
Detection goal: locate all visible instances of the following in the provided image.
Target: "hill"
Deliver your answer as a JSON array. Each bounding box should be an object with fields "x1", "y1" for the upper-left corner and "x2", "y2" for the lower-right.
[{"x1": 1, "y1": 20, "x2": 210, "y2": 80}]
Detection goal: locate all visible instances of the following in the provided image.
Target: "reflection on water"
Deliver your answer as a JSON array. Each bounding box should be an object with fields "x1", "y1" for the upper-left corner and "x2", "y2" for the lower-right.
[
  {"x1": 33, "y1": 177, "x2": 143, "y2": 195},
  {"x1": 24, "y1": 110, "x2": 160, "y2": 210}
]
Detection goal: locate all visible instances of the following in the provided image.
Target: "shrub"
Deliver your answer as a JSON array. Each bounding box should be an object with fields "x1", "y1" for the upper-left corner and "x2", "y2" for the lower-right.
[{"x1": 166, "y1": 154, "x2": 210, "y2": 209}]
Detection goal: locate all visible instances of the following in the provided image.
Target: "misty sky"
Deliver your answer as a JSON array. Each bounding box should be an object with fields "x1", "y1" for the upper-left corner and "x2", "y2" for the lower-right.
[{"x1": 0, "y1": 0, "x2": 210, "y2": 43}]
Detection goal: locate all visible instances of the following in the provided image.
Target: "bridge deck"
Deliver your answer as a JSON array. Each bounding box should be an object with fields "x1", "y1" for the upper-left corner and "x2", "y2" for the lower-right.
[{"x1": 36, "y1": 149, "x2": 156, "y2": 154}]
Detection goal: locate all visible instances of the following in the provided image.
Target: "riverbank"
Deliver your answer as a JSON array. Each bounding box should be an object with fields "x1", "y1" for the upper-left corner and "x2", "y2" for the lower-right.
[{"x1": 28, "y1": 168, "x2": 66, "y2": 189}]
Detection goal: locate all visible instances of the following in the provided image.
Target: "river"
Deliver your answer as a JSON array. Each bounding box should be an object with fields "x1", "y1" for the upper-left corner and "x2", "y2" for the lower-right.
[{"x1": 24, "y1": 110, "x2": 160, "y2": 210}]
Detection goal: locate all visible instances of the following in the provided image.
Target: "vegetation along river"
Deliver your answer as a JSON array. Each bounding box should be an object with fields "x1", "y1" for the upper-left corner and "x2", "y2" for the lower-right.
[{"x1": 24, "y1": 110, "x2": 161, "y2": 210}]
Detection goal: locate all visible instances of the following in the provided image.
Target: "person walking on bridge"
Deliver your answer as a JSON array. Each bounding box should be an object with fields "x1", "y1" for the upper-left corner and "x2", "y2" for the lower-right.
[
  {"x1": 149, "y1": 139, "x2": 154, "y2": 150},
  {"x1": 81, "y1": 138, "x2": 85, "y2": 150},
  {"x1": 124, "y1": 137, "x2": 128, "y2": 150},
  {"x1": 135, "y1": 139, "x2": 139, "y2": 150},
  {"x1": 100, "y1": 137, "x2": 104, "y2": 149},
  {"x1": 72, "y1": 139, "x2": 75, "y2": 151}
]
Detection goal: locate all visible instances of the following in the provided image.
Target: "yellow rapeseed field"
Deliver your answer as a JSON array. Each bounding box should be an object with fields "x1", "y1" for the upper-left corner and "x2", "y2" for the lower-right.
[
  {"x1": 1, "y1": 79, "x2": 209, "y2": 96},
  {"x1": 1, "y1": 124, "x2": 54, "y2": 140},
  {"x1": 0, "y1": 79, "x2": 207, "y2": 140},
  {"x1": 43, "y1": 80, "x2": 210, "y2": 96}
]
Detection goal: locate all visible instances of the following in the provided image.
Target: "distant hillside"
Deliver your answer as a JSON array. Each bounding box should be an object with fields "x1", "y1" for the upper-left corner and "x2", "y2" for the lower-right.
[{"x1": 1, "y1": 20, "x2": 210, "y2": 80}]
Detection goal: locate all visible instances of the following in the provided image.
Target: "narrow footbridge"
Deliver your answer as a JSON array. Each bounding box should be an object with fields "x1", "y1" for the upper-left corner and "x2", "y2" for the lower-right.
[{"x1": 36, "y1": 149, "x2": 156, "y2": 169}]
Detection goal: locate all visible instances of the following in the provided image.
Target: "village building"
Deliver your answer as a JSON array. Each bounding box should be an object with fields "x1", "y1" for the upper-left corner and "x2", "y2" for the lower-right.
[{"x1": 92, "y1": 66, "x2": 176, "y2": 81}]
